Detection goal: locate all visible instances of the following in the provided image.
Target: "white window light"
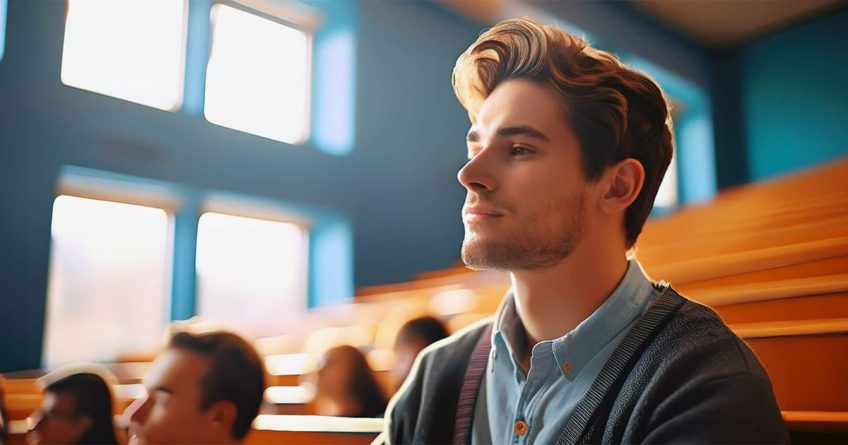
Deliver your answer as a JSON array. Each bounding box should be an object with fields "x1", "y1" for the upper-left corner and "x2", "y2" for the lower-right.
[
  {"x1": 43, "y1": 195, "x2": 171, "y2": 367},
  {"x1": 60, "y1": 0, "x2": 187, "y2": 111},
  {"x1": 654, "y1": 150, "x2": 679, "y2": 208},
  {"x1": 204, "y1": 4, "x2": 311, "y2": 144},
  {"x1": 195, "y1": 212, "x2": 308, "y2": 337},
  {"x1": 0, "y1": 0, "x2": 7, "y2": 62}
]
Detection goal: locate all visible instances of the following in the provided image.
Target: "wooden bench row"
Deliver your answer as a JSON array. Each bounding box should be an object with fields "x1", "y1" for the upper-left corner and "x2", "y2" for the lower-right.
[{"x1": 3, "y1": 415, "x2": 383, "y2": 445}]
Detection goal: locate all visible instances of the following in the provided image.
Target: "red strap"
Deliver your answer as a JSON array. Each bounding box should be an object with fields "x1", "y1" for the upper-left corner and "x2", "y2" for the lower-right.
[{"x1": 453, "y1": 323, "x2": 494, "y2": 445}]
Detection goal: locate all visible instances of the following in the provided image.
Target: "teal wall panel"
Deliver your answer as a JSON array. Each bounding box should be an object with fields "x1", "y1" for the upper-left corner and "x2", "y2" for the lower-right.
[{"x1": 744, "y1": 11, "x2": 848, "y2": 181}]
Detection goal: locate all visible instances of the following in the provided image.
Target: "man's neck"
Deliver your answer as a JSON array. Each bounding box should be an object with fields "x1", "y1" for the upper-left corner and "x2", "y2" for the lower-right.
[{"x1": 508, "y1": 240, "x2": 629, "y2": 370}]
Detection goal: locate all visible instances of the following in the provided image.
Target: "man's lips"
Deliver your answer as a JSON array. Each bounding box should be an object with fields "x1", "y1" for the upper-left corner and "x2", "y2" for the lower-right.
[{"x1": 462, "y1": 206, "x2": 504, "y2": 223}]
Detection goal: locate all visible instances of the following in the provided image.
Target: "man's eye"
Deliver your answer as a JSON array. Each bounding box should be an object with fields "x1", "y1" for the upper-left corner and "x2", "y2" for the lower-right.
[
  {"x1": 154, "y1": 393, "x2": 170, "y2": 406},
  {"x1": 511, "y1": 146, "x2": 531, "y2": 156}
]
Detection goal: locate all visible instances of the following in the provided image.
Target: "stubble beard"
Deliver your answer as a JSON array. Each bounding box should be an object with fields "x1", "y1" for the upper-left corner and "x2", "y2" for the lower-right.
[{"x1": 461, "y1": 192, "x2": 586, "y2": 271}]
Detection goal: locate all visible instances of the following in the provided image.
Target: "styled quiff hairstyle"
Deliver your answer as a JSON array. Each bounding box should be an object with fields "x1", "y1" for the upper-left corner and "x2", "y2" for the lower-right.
[{"x1": 453, "y1": 18, "x2": 674, "y2": 247}]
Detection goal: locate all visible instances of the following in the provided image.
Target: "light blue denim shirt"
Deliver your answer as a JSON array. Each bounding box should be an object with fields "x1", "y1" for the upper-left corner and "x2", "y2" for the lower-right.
[{"x1": 471, "y1": 260, "x2": 658, "y2": 444}]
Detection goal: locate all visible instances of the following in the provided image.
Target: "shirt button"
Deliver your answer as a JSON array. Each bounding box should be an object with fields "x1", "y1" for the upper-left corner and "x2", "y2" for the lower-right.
[
  {"x1": 562, "y1": 361, "x2": 572, "y2": 373},
  {"x1": 514, "y1": 419, "x2": 528, "y2": 436}
]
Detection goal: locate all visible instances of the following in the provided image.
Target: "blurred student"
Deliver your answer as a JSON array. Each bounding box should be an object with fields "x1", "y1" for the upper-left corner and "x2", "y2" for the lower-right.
[
  {"x1": 314, "y1": 345, "x2": 387, "y2": 418},
  {"x1": 123, "y1": 331, "x2": 265, "y2": 445},
  {"x1": 391, "y1": 316, "x2": 449, "y2": 390},
  {"x1": 0, "y1": 374, "x2": 8, "y2": 445},
  {"x1": 27, "y1": 365, "x2": 120, "y2": 445}
]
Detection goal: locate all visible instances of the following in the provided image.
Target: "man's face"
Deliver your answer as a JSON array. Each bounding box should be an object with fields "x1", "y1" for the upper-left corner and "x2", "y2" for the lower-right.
[
  {"x1": 459, "y1": 78, "x2": 595, "y2": 271},
  {"x1": 27, "y1": 392, "x2": 91, "y2": 445},
  {"x1": 123, "y1": 349, "x2": 221, "y2": 445}
]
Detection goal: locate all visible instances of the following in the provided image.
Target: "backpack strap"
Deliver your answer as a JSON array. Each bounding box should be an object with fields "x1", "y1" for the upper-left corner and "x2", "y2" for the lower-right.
[
  {"x1": 453, "y1": 322, "x2": 494, "y2": 445},
  {"x1": 556, "y1": 286, "x2": 686, "y2": 445}
]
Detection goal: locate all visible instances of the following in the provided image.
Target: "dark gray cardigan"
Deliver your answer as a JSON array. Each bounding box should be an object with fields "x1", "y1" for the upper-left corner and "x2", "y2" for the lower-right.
[{"x1": 382, "y1": 287, "x2": 789, "y2": 444}]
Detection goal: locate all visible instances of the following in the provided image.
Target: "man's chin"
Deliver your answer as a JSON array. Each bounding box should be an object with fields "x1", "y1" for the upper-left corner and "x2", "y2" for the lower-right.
[
  {"x1": 25, "y1": 432, "x2": 41, "y2": 445},
  {"x1": 127, "y1": 432, "x2": 144, "y2": 445},
  {"x1": 462, "y1": 239, "x2": 572, "y2": 271},
  {"x1": 461, "y1": 243, "x2": 507, "y2": 271},
  {"x1": 462, "y1": 261, "x2": 490, "y2": 271}
]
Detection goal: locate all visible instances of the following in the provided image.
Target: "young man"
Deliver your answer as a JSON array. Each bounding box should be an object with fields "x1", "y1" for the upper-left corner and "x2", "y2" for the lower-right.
[
  {"x1": 381, "y1": 18, "x2": 788, "y2": 444},
  {"x1": 123, "y1": 331, "x2": 266, "y2": 445}
]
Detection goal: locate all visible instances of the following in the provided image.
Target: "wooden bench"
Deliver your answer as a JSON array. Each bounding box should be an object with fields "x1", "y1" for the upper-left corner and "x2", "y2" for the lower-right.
[
  {"x1": 245, "y1": 415, "x2": 381, "y2": 444},
  {"x1": 4, "y1": 415, "x2": 381, "y2": 445},
  {"x1": 636, "y1": 159, "x2": 848, "y2": 438}
]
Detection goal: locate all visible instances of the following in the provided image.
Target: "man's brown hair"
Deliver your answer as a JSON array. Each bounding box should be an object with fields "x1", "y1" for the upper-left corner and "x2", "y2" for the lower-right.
[
  {"x1": 169, "y1": 331, "x2": 266, "y2": 440},
  {"x1": 453, "y1": 18, "x2": 674, "y2": 247}
]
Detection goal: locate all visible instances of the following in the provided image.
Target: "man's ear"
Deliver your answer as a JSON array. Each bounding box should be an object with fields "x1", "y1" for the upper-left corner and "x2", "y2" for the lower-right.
[
  {"x1": 207, "y1": 400, "x2": 238, "y2": 438},
  {"x1": 600, "y1": 158, "x2": 645, "y2": 214}
]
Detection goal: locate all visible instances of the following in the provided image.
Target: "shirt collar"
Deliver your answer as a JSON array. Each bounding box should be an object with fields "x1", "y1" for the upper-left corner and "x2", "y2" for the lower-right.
[
  {"x1": 491, "y1": 290, "x2": 525, "y2": 379},
  {"x1": 492, "y1": 260, "x2": 657, "y2": 381}
]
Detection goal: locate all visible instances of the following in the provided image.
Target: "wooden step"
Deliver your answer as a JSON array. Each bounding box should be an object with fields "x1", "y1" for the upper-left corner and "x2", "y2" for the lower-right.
[
  {"x1": 678, "y1": 270, "x2": 848, "y2": 309},
  {"x1": 716, "y1": 292, "x2": 848, "y2": 325},
  {"x1": 783, "y1": 411, "x2": 848, "y2": 432},
  {"x1": 245, "y1": 414, "x2": 381, "y2": 445},
  {"x1": 728, "y1": 319, "x2": 848, "y2": 412},
  {"x1": 641, "y1": 238, "x2": 848, "y2": 284}
]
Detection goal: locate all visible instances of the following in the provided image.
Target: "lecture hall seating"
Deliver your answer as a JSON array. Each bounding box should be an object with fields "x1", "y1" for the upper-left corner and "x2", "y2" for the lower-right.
[{"x1": 3, "y1": 159, "x2": 846, "y2": 443}]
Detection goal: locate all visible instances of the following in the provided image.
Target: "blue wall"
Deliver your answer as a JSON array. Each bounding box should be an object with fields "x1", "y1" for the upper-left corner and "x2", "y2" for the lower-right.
[
  {"x1": 743, "y1": 10, "x2": 848, "y2": 181},
  {"x1": 0, "y1": 0, "x2": 477, "y2": 371},
  {"x1": 8, "y1": 0, "x2": 840, "y2": 372}
]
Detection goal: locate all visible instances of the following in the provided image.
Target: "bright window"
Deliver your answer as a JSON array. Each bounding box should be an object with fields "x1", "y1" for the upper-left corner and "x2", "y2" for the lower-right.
[
  {"x1": 44, "y1": 196, "x2": 171, "y2": 368},
  {"x1": 204, "y1": 4, "x2": 310, "y2": 144},
  {"x1": 0, "y1": 0, "x2": 7, "y2": 62},
  {"x1": 60, "y1": 0, "x2": 187, "y2": 110},
  {"x1": 654, "y1": 151, "x2": 679, "y2": 208},
  {"x1": 195, "y1": 212, "x2": 308, "y2": 337}
]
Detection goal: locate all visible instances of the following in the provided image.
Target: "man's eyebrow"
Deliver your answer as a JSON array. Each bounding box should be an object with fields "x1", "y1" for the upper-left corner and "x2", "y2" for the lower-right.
[
  {"x1": 466, "y1": 125, "x2": 550, "y2": 143},
  {"x1": 497, "y1": 125, "x2": 550, "y2": 141}
]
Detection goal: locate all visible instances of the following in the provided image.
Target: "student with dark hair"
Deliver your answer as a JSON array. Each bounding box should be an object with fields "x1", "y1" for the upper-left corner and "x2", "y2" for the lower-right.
[
  {"x1": 27, "y1": 367, "x2": 119, "y2": 445},
  {"x1": 123, "y1": 331, "x2": 266, "y2": 445},
  {"x1": 391, "y1": 317, "x2": 449, "y2": 390},
  {"x1": 314, "y1": 345, "x2": 387, "y2": 418},
  {"x1": 380, "y1": 17, "x2": 787, "y2": 444}
]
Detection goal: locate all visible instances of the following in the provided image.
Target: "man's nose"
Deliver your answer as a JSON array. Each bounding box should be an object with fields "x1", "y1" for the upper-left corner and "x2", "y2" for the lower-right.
[
  {"x1": 29, "y1": 411, "x2": 45, "y2": 431},
  {"x1": 123, "y1": 396, "x2": 150, "y2": 424},
  {"x1": 457, "y1": 150, "x2": 497, "y2": 193}
]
